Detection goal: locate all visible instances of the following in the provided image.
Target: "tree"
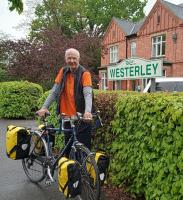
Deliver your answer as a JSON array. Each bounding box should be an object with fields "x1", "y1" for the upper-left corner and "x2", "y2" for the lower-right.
[
  {"x1": 1, "y1": 29, "x2": 102, "y2": 88},
  {"x1": 30, "y1": 0, "x2": 147, "y2": 39},
  {"x1": 8, "y1": 0, "x2": 23, "y2": 14},
  {"x1": 0, "y1": 32, "x2": 10, "y2": 82},
  {"x1": 15, "y1": 0, "x2": 42, "y2": 35}
]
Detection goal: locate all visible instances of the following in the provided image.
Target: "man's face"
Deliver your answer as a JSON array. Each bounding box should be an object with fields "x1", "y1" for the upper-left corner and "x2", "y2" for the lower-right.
[{"x1": 65, "y1": 52, "x2": 79, "y2": 69}]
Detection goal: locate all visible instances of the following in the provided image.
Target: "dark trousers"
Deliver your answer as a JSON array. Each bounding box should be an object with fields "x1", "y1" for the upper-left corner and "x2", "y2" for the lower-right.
[{"x1": 64, "y1": 121, "x2": 92, "y2": 157}]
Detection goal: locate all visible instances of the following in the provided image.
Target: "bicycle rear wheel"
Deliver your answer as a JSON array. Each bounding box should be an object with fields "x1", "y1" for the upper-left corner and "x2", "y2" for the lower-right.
[
  {"x1": 22, "y1": 131, "x2": 48, "y2": 183},
  {"x1": 69, "y1": 144, "x2": 101, "y2": 200}
]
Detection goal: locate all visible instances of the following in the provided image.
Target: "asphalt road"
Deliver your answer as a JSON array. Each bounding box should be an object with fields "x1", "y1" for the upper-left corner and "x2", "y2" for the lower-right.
[{"x1": 0, "y1": 119, "x2": 65, "y2": 200}]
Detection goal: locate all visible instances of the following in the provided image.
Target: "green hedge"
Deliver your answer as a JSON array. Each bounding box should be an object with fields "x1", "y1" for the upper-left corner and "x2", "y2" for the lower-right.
[
  {"x1": 111, "y1": 93, "x2": 183, "y2": 199},
  {"x1": 92, "y1": 90, "x2": 134, "y2": 152},
  {"x1": 0, "y1": 81, "x2": 43, "y2": 119},
  {"x1": 38, "y1": 90, "x2": 183, "y2": 199}
]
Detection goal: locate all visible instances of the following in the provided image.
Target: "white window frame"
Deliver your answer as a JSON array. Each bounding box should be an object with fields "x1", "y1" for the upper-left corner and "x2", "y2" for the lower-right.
[
  {"x1": 163, "y1": 69, "x2": 166, "y2": 77},
  {"x1": 115, "y1": 80, "x2": 121, "y2": 90},
  {"x1": 101, "y1": 71, "x2": 107, "y2": 90},
  {"x1": 131, "y1": 41, "x2": 136, "y2": 57},
  {"x1": 152, "y1": 35, "x2": 166, "y2": 57},
  {"x1": 110, "y1": 45, "x2": 118, "y2": 64}
]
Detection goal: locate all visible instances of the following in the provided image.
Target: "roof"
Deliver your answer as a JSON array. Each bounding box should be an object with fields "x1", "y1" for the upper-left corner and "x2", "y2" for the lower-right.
[
  {"x1": 111, "y1": 0, "x2": 183, "y2": 37},
  {"x1": 113, "y1": 17, "x2": 144, "y2": 36},
  {"x1": 130, "y1": 19, "x2": 146, "y2": 35},
  {"x1": 113, "y1": 17, "x2": 134, "y2": 35},
  {"x1": 161, "y1": 0, "x2": 183, "y2": 20}
]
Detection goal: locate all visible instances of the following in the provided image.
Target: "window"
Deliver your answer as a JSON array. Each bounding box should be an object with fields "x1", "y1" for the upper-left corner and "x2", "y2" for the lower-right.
[
  {"x1": 112, "y1": 81, "x2": 121, "y2": 90},
  {"x1": 101, "y1": 71, "x2": 107, "y2": 90},
  {"x1": 131, "y1": 41, "x2": 136, "y2": 57},
  {"x1": 115, "y1": 80, "x2": 121, "y2": 90},
  {"x1": 152, "y1": 35, "x2": 166, "y2": 57},
  {"x1": 110, "y1": 45, "x2": 118, "y2": 63},
  {"x1": 163, "y1": 69, "x2": 166, "y2": 77}
]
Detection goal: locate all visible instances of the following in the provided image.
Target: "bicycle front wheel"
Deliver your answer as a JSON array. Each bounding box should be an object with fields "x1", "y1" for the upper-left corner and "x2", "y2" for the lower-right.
[
  {"x1": 70, "y1": 144, "x2": 101, "y2": 200},
  {"x1": 22, "y1": 131, "x2": 48, "y2": 183}
]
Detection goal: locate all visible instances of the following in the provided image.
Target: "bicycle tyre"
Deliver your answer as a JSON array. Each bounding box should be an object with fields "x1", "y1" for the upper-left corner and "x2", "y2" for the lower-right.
[
  {"x1": 22, "y1": 131, "x2": 48, "y2": 183},
  {"x1": 69, "y1": 144, "x2": 101, "y2": 200}
]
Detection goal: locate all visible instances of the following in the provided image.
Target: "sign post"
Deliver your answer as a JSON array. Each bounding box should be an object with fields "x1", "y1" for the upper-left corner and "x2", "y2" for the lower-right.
[
  {"x1": 107, "y1": 57, "x2": 163, "y2": 92},
  {"x1": 108, "y1": 57, "x2": 163, "y2": 81}
]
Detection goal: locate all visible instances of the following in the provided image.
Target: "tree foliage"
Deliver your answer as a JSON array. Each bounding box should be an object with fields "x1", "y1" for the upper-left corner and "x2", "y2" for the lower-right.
[
  {"x1": 1, "y1": 29, "x2": 102, "y2": 88},
  {"x1": 0, "y1": 32, "x2": 10, "y2": 82},
  {"x1": 8, "y1": 0, "x2": 23, "y2": 14},
  {"x1": 30, "y1": 0, "x2": 147, "y2": 38}
]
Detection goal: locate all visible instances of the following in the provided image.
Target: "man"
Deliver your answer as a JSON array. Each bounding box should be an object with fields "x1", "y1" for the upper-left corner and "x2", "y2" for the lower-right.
[{"x1": 36, "y1": 48, "x2": 93, "y2": 154}]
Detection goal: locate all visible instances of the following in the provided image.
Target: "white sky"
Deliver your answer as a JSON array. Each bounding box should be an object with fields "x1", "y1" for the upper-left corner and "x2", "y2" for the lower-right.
[{"x1": 0, "y1": 0, "x2": 183, "y2": 39}]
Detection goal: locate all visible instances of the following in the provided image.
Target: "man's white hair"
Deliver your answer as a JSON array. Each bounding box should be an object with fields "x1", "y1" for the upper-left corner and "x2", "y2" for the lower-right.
[{"x1": 65, "y1": 48, "x2": 80, "y2": 58}]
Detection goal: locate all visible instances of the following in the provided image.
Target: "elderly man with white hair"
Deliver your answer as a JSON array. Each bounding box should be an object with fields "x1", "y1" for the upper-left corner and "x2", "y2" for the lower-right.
[{"x1": 37, "y1": 48, "x2": 93, "y2": 156}]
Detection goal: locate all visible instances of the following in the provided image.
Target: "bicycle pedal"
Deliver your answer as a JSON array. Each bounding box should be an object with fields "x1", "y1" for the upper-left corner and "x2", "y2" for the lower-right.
[{"x1": 45, "y1": 179, "x2": 55, "y2": 186}]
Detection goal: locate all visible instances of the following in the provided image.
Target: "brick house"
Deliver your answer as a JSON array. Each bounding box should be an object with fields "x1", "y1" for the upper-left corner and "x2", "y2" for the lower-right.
[{"x1": 99, "y1": 0, "x2": 183, "y2": 91}]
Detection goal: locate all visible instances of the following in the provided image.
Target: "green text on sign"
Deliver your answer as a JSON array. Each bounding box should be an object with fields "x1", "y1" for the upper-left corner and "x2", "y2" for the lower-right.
[{"x1": 108, "y1": 58, "x2": 163, "y2": 80}]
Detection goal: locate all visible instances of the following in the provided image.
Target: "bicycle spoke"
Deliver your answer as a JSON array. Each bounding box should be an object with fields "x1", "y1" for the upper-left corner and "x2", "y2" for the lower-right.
[
  {"x1": 82, "y1": 180, "x2": 97, "y2": 200},
  {"x1": 27, "y1": 157, "x2": 43, "y2": 166},
  {"x1": 69, "y1": 145, "x2": 100, "y2": 200},
  {"x1": 22, "y1": 131, "x2": 47, "y2": 183},
  {"x1": 27, "y1": 167, "x2": 43, "y2": 173}
]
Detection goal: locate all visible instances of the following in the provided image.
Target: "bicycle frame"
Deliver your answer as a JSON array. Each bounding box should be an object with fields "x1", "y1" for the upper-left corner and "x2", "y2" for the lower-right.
[{"x1": 39, "y1": 117, "x2": 84, "y2": 171}]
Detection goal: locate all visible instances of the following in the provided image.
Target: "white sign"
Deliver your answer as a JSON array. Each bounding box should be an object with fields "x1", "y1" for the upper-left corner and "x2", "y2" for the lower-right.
[{"x1": 108, "y1": 57, "x2": 163, "y2": 80}]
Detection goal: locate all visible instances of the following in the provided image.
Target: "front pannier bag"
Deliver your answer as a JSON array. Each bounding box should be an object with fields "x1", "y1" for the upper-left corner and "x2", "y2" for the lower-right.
[
  {"x1": 58, "y1": 157, "x2": 81, "y2": 198},
  {"x1": 6, "y1": 125, "x2": 31, "y2": 160}
]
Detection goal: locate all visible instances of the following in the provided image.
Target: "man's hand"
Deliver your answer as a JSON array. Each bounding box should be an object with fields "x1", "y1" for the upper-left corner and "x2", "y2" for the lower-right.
[
  {"x1": 83, "y1": 112, "x2": 92, "y2": 122},
  {"x1": 36, "y1": 108, "x2": 49, "y2": 117}
]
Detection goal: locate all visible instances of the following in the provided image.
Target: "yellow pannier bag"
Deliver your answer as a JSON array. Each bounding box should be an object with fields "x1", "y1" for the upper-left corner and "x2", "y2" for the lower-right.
[
  {"x1": 58, "y1": 157, "x2": 81, "y2": 198},
  {"x1": 6, "y1": 125, "x2": 31, "y2": 160},
  {"x1": 87, "y1": 151, "x2": 110, "y2": 185}
]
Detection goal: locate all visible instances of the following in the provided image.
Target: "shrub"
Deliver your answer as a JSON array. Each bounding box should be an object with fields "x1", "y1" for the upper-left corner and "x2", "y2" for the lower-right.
[
  {"x1": 0, "y1": 81, "x2": 43, "y2": 119},
  {"x1": 37, "y1": 90, "x2": 64, "y2": 148},
  {"x1": 111, "y1": 92, "x2": 183, "y2": 199},
  {"x1": 37, "y1": 90, "x2": 183, "y2": 199},
  {"x1": 0, "y1": 67, "x2": 7, "y2": 82},
  {"x1": 92, "y1": 90, "x2": 122, "y2": 152}
]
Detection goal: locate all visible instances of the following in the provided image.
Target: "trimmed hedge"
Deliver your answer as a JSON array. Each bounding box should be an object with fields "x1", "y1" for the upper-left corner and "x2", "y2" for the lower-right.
[
  {"x1": 111, "y1": 93, "x2": 183, "y2": 199},
  {"x1": 0, "y1": 81, "x2": 43, "y2": 119},
  {"x1": 92, "y1": 90, "x2": 134, "y2": 152},
  {"x1": 38, "y1": 90, "x2": 183, "y2": 199}
]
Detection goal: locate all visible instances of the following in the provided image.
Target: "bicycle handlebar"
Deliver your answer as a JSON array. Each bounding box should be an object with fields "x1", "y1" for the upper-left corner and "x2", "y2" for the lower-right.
[
  {"x1": 61, "y1": 112, "x2": 97, "y2": 122},
  {"x1": 37, "y1": 111, "x2": 100, "y2": 121}
]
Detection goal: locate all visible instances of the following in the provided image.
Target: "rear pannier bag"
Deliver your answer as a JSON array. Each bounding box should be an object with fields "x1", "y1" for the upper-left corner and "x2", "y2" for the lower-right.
[
  {"x1": 58, "y1": 157, "x2": 81, "y2": 198},
  {"x1": 6, "y1": 125, "x2": 31, "y2": 160},
  {"x1": 87, "y1": 151, "x2": 109, "y2": 185},
  {"x1": 95, "y1": 151, "x2": 109, "y2": 185}
]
